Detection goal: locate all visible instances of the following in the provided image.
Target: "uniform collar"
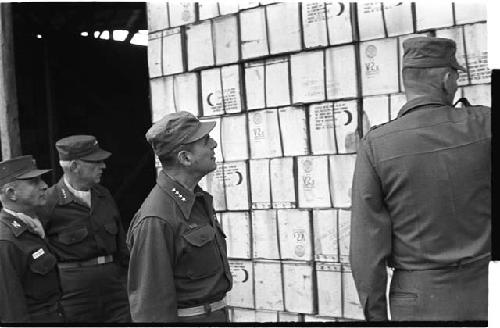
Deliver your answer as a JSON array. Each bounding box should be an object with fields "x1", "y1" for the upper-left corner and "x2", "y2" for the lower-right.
[
  {"x1": 56, "y1": 177, "x2": 104, "y2": 206},
  {"x1": 156, "y1": 170, "x2": 206, "y2": 221},
  {"x1": 0, "y1": 209, "x2": 29, "y2": 237},
  {"x1": 397, "y1": 95, "x2": 450, "y2": 118}
]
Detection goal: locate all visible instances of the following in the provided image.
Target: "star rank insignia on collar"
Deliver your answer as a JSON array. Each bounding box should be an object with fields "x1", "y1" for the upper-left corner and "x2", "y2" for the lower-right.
[
  {"x1": 12, "y1": 220, "x2": 21, "y2": 228},
  {"x1": 171, "y1": 187, "x2": 186, "y2": 202},
  {"x1": 61, "y1": 188, "x2": 68, "y2": 199}
]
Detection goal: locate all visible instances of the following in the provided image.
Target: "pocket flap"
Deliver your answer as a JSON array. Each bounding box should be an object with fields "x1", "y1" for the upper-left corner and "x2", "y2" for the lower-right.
[
  {"x1": 58, "y1": 227, "x2": 88, "y2": 245},
  {"x1": 104, "y1": 222, "x2": 118, "y2": 235},
  {"x1": 183, "y1": 225, "x2": 215, "y2": 247},
  {"x1": 29, "y1": 251, "x2": 57, "y2": 275}
]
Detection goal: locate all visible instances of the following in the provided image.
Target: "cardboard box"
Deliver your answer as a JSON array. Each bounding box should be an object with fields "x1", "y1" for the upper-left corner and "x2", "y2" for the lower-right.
[
  {"x1": 270, "y1": 157, "x2": 296, "y2": 208},
  {"x1": 383, "y1": 2, "x2": 413, "y2": 37},
  {"x1": 313, "y1": 209, "x2": 339, "y2": 262},
  {"x1": 162, "y1": 27, "x2": 184, "y2": 76},
  {"x1": 223, "y1": 161, "x2": 250, "y2": 211},
  {"x1": 357, "y1": 2, "x2": 385, "y2": 41},
  {"x1": 326, "y1": 2, "x2": 354, "y2": 45},
  {"x1": 309, "y1": 102, "x2": 337, "y2": 155},
  {"x1": 227, "y1": 260, "x2": 254, "y2": 308},
  {"x1": 222, "y1": 212, "x2": 251, "y2": 259},
  {"x1": 326, "y1": 45, "x2": 358, "y2": 100},
  {"x1": 147, "y1": 2, "x2": 169, "y2": 32},
  {"x1": 248, "y1": 109, "x2": 283, "y2": 159},
  {"x1": 291, "y1": 50, "x2": 325, "y2": 104},
  {"x1": 415, "y1": 1, "x2": 453, "y2": 31},
  {"x1": 168, "y1": 2, "x2": 196, "y2": 27},
  {"x1": 316, "y1": 262, "x2": 342, "y2": 317},
  {"x1": 464, "y1": 23, "x2": 490, "y2": 84},
  {"x1": 334, "y1": 100, "x2": 358, "y2": 154},
  {"x1": 252, "y1": 210, "x2": 280, "y2": 259},
  {"x1": 282, "y1": 261, "x2": 315, "y2": 314},
  {"x1": 297, "y1": 156, "x2": 332, "y2": 208},
  {"x1": 277, "y1": 209, "x2": 313, "y2": 261},
  {"x1": 360, "y1": 38, "x2": 399, "y2": 96},
  {"x1": 245, "y1": 60, "x2": 266, "y2": 110},
  {"x1": 254, "y1": 260, "x2": 285, "y2": 311},
  {"x1": 214, "y1": 15, "x2": 239, "y2": 65},
  {"x1": 302, "y1": 2, "x2": 328, "y2": 48},
  {"x1": 240, "y1": 7, "x2": 269, "y2": 59},
  {"x1": 249, "y1": 159, "x2": 272, "y2": 209},
  {"x1": 221, "y1": 115, "x2": 248, "y2": 161},
  {"x1": 329, "y1": 155, "x2": 356, "y2": 208},
  {"x1": 362, "y1": 95, "x2": 390, "y2": 135},
  {"x1": 338, "y1": 209, "x2": 351, "y2": 263},
  {"x1": 267, "y1": 2, "x2": 302, "y2": 54},
  {"x1": 147, "y1": 32, "x2": 162, "y2": 78}
]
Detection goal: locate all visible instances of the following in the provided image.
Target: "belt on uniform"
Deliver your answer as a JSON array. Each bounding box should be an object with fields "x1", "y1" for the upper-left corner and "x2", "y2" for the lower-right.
[
  {"x1": 177, "y1": 299, "x2": 226, "y2": 317},
  {"x1": 57, "y1": 255, "x2": 114, "y2": 269}
]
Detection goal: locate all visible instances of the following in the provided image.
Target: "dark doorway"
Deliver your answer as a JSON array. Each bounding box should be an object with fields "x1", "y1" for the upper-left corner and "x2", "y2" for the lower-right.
[{"x1": 12, "y1": 4, "x2": 155, "y2": 228}]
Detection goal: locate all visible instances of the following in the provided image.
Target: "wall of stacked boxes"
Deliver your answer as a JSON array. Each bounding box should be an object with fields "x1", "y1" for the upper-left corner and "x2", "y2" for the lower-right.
[{"x1": 146, "y1": 1, "x2": 489, "y2": 322}]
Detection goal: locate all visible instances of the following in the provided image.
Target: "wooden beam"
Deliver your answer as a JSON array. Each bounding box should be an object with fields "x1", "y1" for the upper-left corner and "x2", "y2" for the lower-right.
[{"x1": 0, "y1": 3, "x2": 22, "y2": 160}]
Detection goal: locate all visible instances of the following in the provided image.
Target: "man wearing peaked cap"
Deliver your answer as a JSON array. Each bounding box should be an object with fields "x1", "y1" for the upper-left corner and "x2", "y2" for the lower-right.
[
  {"x1": 0, "y1": 155, "x2": 65, "y2": 322},
  {"x1": 38, "y1": 135, "x2": 131, "y2": 322},
  {"x1": 350, "y1": 36, "x2": 490, "y2": 321},
  {"x1": 127, "y1": 111, "x2": 232, "y2": 322}
]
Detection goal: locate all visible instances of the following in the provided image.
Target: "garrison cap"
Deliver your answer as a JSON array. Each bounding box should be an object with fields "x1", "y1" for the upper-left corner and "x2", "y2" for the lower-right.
[
  {"x1": 146, "y1": 111, "x2": 215, "y2": 158},
  {"x1": 55, "y1": 135, "x2": 111, "y2": 162},
  {"x1": 402, "y1": 37, "x2": 466, "y2": 71},
  {"x1": 0, "y1": 155, "x2": 51, "y2": 187}
]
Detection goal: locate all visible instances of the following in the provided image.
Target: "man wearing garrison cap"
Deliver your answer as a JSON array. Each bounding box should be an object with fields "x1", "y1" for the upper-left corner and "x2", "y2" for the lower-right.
[
  {"x1": 127, "y1": 112, "x2": 232, "y2": 322},
  {"x1": 38, "y1": 135, "x2": 130, "y2": 322},
  {"x1": 350, "y1": 37, "x2": 490, "y2": 321},
  {"x1": 0, "y1": 155, "x2": 65, "y2": 322}
]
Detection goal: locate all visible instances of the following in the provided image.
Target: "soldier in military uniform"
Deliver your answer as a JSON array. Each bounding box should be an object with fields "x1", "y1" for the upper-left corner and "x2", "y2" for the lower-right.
[
  {"x1": 350, "y1": 37, "x2": 490, "y2": 321},
  {"x1": 39, "y1": 135, "x2": 130, "y2": 322},
  {"x1": 0, "y1": 155, "x2": 64, "y2": 323},
  {"x1": 127, "y1": 111, "x2": 232, "y2": 322}
]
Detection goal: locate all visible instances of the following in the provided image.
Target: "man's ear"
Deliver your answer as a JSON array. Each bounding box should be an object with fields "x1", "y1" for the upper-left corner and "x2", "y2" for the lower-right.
[
  {"x1": 177, "y1": 150, "x2": 192, "y2": 167},
  {"x1": 5, "y1": 186, "x2": 17, "y2": 201},
  {"x1": 69, "y1": 160, "x2": 79, "y2": 173},
  {"x1": 442, "y1": 70, "x2": 457, "y2": 95}
]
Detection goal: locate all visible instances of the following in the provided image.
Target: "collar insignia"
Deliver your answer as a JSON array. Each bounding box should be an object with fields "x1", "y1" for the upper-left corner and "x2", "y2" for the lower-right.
[{"x1": 32, "y1": 248, "x2": 45, "y2": 259}]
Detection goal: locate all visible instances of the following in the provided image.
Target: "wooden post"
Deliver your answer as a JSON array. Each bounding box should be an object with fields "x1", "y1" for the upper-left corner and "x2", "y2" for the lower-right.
[{"x1": 0, "y1": 3, "x2": 22, "y2": 160}]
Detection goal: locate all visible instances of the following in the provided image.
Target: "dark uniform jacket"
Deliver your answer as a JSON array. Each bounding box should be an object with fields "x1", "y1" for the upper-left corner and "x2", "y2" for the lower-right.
[
  {"x1": 39, "y1": 178, "x2": 129, "y2": 266},
  {"x1": 127, "y1": 171, "x2": 232, "y2": 322},
  {"x1": 0, "y1": 210, "x2": 63, "y2": 322},
  {"x1": 350, "y1": 95, "x2": 491, "y2": 320}
]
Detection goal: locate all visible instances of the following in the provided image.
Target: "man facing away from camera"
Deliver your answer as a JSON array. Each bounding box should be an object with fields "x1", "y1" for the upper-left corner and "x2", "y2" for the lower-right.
[
  {"x1": 350, "y1": 37, "x2": 490, "y2": 321},
  {"x1": 127, "y1": 111, "x2": 232, "y2": 322}
]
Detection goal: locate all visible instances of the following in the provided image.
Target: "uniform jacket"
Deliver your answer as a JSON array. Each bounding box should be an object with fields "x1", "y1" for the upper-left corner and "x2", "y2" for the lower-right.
[
  {"x1": 0, "y1": 210, "x2": 62, "y2": 322},
  {"x1": 127, "y1": 171, "x2": 232, "y2": 322},
  {"x1": 39, "y1": 178, "x2": 129, "y2": 266},
  {"x1": 350, "y1": 95, "x2": 491, "y2": 320}
]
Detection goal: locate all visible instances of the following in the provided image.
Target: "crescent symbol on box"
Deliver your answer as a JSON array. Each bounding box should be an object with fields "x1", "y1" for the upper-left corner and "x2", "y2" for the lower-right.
[
  {"x1": 235, "y1": 171, "x2": 243, "y2": 185},
  {"x1": 337, "y1": 2, "x2": 345, "y2": 16},
  {"x1": 344, "y1": 110, "x2": 352, "y2": 125},
  {"x1": 242, "y1": 269, "x2": 249, "y2": 282},
  {"x1": 207, "y1": 92, "x2": 214, "y2": 107}
]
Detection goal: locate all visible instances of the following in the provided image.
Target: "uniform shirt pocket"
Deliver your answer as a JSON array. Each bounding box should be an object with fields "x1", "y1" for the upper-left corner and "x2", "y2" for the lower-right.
[
  {"x1": 27, "y1": 251, "x2": 59, "y2": 300},
  {"x1": 182, "y1": 225, "x2": 221, "y2": 279},
  {"x1": 58, "y1": 227, "x2": 89, "y2": 245}
]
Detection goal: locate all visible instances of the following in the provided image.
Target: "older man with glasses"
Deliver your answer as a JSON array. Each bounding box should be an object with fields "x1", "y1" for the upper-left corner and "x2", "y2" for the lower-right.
[{"x1": 38, "y1": 135, "x2": 130, "y2": 323}]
